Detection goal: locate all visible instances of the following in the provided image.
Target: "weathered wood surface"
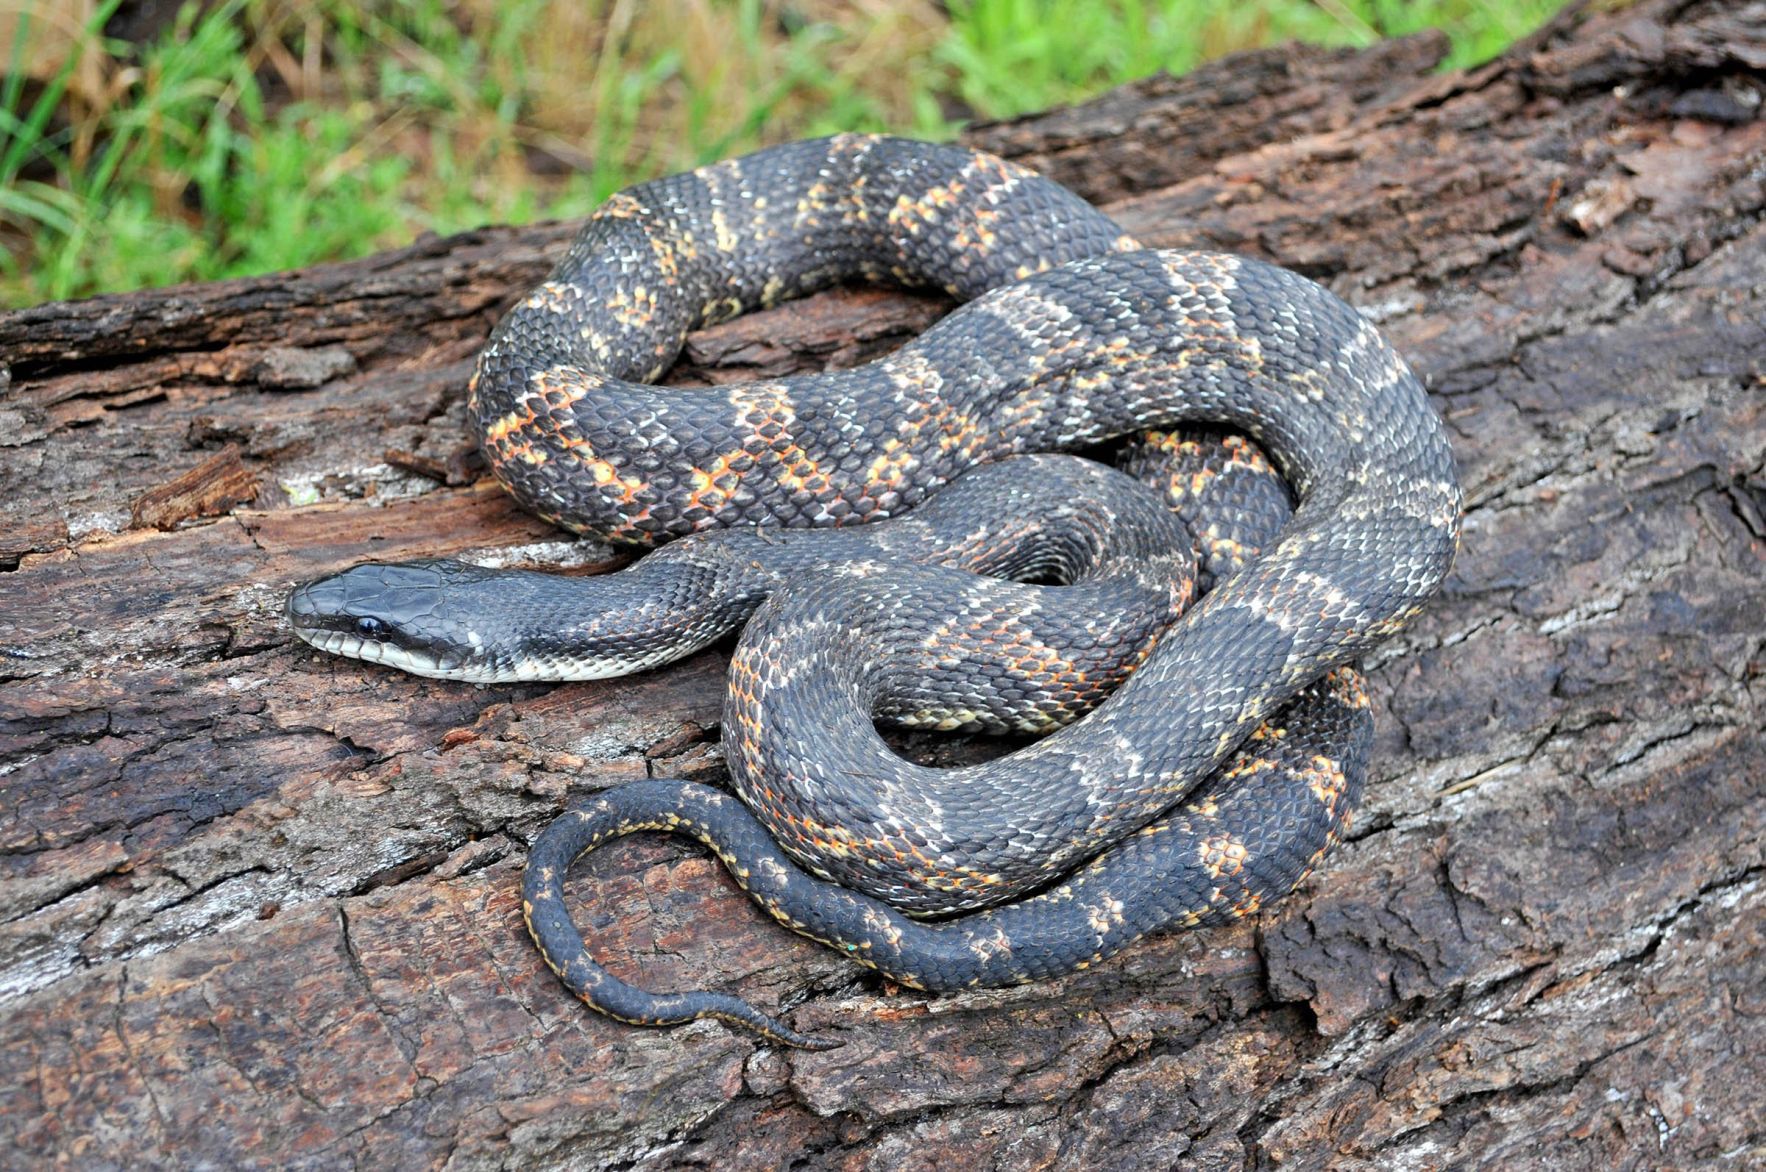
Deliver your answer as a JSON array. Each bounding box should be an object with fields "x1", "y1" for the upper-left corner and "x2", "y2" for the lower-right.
[{"x1": 2, "y1": 0, "x2": 1763, "y2": 1166}]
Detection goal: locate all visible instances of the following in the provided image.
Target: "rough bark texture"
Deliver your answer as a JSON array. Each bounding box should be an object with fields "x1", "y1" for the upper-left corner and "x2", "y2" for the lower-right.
[{"x1": 2, "y1": 1, "x2": 1764, "y2": 1167}]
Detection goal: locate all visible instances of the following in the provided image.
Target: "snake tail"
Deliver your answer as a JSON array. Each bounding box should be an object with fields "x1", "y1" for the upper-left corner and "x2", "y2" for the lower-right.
[{"x1": 522, "y1": 782, "x2": 843, "y2": 1050}]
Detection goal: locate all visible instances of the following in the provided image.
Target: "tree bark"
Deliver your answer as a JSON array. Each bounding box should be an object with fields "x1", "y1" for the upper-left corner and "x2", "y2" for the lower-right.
[{"x1": 2, "y1": 0, "x2": 1763, "y2": 1166}]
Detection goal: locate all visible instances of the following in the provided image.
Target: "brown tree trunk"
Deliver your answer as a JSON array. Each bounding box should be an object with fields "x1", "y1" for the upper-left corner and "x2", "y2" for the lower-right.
[{"x1": 2, "y1": 0, "x2": 1763, "y2": 1166}]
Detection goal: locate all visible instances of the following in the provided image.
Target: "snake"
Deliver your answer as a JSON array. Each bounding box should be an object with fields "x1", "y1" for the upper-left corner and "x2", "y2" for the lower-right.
[{"x1": 285, "y1": 134, "x2": 1461, "y2": 1046}]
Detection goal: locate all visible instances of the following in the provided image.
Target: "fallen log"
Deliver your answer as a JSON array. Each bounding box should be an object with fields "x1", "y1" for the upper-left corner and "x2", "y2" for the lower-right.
[{"x1": 1, "y1": 0, "x2": 1763, "y2": 1165}]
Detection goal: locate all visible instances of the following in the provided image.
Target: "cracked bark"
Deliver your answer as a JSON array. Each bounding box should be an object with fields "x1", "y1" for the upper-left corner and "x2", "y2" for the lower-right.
[{"x1": 2, "y1": 0, "x2": 1764, "y2": 1166}]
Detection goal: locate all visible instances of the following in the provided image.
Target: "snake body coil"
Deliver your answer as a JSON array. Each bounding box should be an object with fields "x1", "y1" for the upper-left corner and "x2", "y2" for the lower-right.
[
  {"x1": 286, "y1": 454, "x2": 1194, "y2": 685},
  {"x1": 289, "y1": 135, "x2": 1461, "y2": 1046}
]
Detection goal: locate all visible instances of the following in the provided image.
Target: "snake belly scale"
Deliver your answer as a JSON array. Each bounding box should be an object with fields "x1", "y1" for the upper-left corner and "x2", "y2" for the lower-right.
[{"x1": 288, "y1": 134, "x2": 1461, "y2": 1046}]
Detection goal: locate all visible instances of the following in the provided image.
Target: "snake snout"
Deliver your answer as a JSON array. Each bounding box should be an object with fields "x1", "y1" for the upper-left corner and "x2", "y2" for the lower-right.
[{"x1": 284, "y1": 574, "x2": 342, "y2": 630}]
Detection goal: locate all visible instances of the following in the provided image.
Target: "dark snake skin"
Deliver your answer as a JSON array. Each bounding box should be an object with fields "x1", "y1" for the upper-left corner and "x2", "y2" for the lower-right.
[
  {"x1": 525, "y1": 667, "x2": 1370, "y2": 1050},
  {"x1": 287, "y1": 134, "x2": 1461, "y2": 1046},
  {"x1": 286, "y1": 454, "x2": 1196, "y2": 685},
  {"x1": 521, "y1": 431, "x2": 1373, "y2": 1048},
  {"x1": 467, "y1": 135, "x2": 1461, "y2": 906}
]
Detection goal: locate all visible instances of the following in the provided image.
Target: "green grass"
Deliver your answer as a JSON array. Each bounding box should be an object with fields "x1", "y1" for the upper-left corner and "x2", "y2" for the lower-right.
[
  {"x1": 937, "y1": 0, "x2": 1558, "y2": 117},
  {"x1": 0, "y1": 0, "x2": 1568, "y2": 308}
]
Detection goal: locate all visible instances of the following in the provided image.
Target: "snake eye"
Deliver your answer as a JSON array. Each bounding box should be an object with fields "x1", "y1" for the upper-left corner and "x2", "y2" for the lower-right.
[{"x1": 355, "y1": 616, "x2": 388, "y2": 639}]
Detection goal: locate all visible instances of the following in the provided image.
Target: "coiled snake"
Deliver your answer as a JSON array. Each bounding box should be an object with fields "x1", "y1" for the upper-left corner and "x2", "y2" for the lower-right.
[{"x1": 287, "y1": 135, "x2": 1461, "y2": 1048}]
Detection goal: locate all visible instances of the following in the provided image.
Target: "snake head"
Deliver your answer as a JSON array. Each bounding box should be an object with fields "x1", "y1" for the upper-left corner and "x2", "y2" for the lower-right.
[{"x1": 286, "y1": 559, "x2": 510, "y2": 681}]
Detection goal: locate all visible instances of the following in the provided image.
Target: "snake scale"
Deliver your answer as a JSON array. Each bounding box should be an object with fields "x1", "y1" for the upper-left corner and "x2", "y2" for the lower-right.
[{"x1": 287, "y1": 134, "x2": 1461, "y2": 1048}]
